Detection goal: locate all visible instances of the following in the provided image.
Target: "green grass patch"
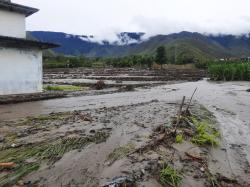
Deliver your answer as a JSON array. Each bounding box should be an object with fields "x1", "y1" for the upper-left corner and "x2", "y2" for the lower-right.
[
  {"x1": 20, "y1": 112, "x2": 71, "y2": 126},
  {"x1": 43, "y1": 85, "x2": 86, "y2": 92},
  {"x1": 160, "y1": 165, "x2": 182, "y2": 187},
  {"x1": 106, "y1": 143, "x2": 136, "y2": 165},
  {"x1": 190, "y1": 117, "x2": 220, "y2": 146},
  {"x1": 175, "y1": 134, "x2": 184, "y2": 144}
]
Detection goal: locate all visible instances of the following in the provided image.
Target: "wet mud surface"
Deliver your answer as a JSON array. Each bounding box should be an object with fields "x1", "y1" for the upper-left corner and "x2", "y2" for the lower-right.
[
  {"x1": 1, "y1": 68, "x2": 201, "y2": 104},
  {"x1": 0, "y1": 77, "x2": 250, "y2": 186}
]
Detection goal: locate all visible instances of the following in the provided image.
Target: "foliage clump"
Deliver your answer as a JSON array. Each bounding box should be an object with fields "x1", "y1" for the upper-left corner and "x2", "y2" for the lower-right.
[
  {"x1": 191, "y1": 117, "x2": 220, "y2": 146},
  {"x1": 160, "y1": 165, "x2": 182, "y2": 187},
  {"x1": 175, "y1": 134, "x2": 184, "y2": 144}
]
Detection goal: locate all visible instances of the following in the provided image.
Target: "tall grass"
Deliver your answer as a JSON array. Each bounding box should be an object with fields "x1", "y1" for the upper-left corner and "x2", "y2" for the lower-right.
[{"x1": 208, "y1": 62, "x2": 250, "y2": 81}]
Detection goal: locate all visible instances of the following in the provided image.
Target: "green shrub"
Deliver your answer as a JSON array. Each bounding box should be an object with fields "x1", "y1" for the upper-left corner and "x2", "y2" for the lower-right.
[{"x1": 191, "y1": 118, "x2": 220, "y2": 146}]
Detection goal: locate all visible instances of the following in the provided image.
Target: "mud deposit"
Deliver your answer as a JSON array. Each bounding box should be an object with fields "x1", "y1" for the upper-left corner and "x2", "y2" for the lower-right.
[
  {"x1": 0, "y1": 79, "x2": 250, "y2": 187},
  {"x1": 1, "y1": 68, "x2": 203, "y2": 104},
  {"x1": 43, "y1": 68, "x2": 205, "y2": 90},
  {"x1": 0, "y1": 98, "x2": 248, "y2": 187},
  {"x1": 43, "y1": 68, "x2": 206, "y2": 82}
]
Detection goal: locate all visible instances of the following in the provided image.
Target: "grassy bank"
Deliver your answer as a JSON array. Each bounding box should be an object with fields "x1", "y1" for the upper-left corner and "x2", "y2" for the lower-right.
[
  {"x1": 43, "y1": 85, "x2": 86, "y2": 92},
  {"x1": 208, "y1": 62, "x2": 250, "y2": 81}
]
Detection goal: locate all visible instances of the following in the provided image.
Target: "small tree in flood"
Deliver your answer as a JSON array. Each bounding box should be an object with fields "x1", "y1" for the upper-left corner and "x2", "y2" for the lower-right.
[{"x1": 155, "y1": 46, "x2": 167, "y2": 69}]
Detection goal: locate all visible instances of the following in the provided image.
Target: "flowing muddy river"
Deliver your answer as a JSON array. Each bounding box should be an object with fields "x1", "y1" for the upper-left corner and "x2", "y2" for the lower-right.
[{"x1": 0, "y1": 80, "x2": 250, "y2": 186}]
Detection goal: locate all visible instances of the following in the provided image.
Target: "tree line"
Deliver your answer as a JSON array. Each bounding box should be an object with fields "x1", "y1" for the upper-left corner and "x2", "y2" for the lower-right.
[{"x1": 43, "y1": 46, "x2": 205, "y2": 69}]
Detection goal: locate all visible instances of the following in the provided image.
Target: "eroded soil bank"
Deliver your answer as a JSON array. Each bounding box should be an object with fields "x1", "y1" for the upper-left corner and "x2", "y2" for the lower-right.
[{"x1": 0, "y1": 80, "x2": 250, "y2": 187}]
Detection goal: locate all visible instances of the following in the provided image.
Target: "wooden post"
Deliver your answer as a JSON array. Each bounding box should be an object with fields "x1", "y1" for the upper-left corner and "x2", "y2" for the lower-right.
[
  {"x1": 185, "y1": 88, "x2": 197, "y2": 113},
  {"x1": 174, "y1": 96, "x2": 185, "y2": 135}
]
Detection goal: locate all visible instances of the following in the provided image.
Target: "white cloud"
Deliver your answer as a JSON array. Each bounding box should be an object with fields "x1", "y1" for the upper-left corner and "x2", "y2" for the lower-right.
[{"x1": 13, "y1": 0, "x2": 250, "y2": 40}]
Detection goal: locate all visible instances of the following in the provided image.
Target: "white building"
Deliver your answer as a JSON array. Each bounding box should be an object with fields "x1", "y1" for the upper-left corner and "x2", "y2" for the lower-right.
[{"x1": 0, "y1": 0, "x2": 58, "y2": 95}]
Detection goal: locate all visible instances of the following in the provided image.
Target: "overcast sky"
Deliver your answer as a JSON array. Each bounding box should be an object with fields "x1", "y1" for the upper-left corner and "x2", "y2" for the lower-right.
[{"x1": 13, "y1": 0, "x2": 250, "y2": 40}]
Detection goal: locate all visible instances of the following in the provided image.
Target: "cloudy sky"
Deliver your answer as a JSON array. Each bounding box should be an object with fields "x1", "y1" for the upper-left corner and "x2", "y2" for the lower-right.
[{"x1": 13, "y1": 0, "x2": 250, "y2": 40}]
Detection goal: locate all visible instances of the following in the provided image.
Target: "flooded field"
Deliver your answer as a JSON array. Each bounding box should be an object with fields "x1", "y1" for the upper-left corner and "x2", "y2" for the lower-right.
[{"x1": 0, "y1": 68, "x2": 250, "y2": 187}]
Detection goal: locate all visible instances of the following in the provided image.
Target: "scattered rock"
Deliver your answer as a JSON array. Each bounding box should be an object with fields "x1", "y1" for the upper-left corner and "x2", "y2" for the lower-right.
[
  {"x1": 89, "y1": 129, "x2": 96, "y2": 134},
  {"x1": 11, "y1": 143, "x2": 17, "y2": 148},
  {"x1": 200, "y1": 167, "x2": 205, "y2": 172}
]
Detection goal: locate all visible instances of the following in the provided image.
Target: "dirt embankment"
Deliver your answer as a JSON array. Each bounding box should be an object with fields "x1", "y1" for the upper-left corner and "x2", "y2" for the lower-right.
[
  {"x1": 0, "y1": 88, "x2": 120, "y2": 105},
  {"x1": 0, "y1": 99, "x2": 246, "y2": 187}
]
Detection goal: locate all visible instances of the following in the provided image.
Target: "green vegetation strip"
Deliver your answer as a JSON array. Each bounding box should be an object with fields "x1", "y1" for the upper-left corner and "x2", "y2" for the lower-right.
[
  {"x1": 43, "y1": 85, "x2": 85, "y2": 91},
  {"x1": 0, "y1": 131, "x2": 109, "y2": 187},
  {"x1": 160, "y1": 165, "x2": 182, "y2": 187},
  {"x1": 208, "y1": 62, "x2": 250, "y2": 81}
]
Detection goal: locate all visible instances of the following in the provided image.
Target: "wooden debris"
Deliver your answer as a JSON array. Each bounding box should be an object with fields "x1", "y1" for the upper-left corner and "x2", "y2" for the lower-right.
[{"x1": 0, "y1": 162, "x2": 15, "y2": 168}]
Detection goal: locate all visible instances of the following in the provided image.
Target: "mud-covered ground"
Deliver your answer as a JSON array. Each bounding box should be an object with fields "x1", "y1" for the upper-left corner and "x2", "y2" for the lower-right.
[
  {"x1": 43, "y1": 68, "x2": 206, "y2": 82},
  {"x1": 0, "y1": 68, "x2": 250, "y2": 187},
  {"x1": 1, "y1": 67, "x2": 204, "y2": 104},
  {"x1": 1, "y1": 100, "x2": 243, "y2": 187}
]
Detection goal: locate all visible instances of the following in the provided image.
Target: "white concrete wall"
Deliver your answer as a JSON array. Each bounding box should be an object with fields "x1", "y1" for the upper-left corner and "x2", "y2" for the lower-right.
[
  {"x1": 0, "y1": 9, "x2": 26, "y2": 38},
  {"x1": 0, "y1": 47, "x2": 42, "y2": 95}
]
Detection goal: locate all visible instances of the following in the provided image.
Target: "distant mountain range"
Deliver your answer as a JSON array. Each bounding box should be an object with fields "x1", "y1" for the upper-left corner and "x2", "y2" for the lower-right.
[{"x1": 28, "y1": 31, "x2": 250, "y2": 59}]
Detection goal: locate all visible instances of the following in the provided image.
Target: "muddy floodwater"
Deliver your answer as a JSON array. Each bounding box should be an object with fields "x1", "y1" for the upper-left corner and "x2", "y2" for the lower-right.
[{"x1": 0, "y1": 79, "x2": 250, "y2": 186}]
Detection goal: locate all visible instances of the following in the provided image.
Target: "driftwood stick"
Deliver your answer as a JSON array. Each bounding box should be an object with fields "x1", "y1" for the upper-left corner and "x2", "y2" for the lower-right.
[
  {"x1": 185, "y1": 88, "x2": 197, "y2": 113},
  {"x1": 0, "y1": 162, "x2": 15, "y2": 168},
  {"x1": 174, "y1": 96, "x2": 186, "y2": 135}
]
